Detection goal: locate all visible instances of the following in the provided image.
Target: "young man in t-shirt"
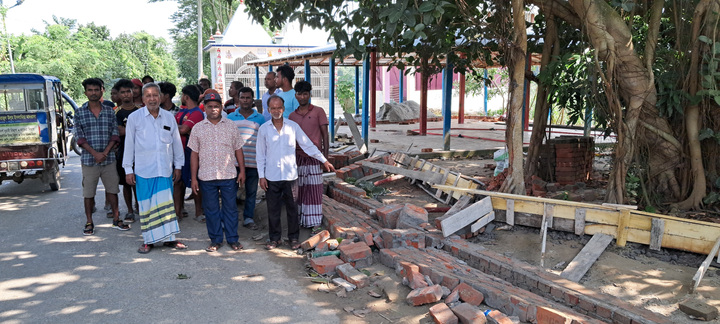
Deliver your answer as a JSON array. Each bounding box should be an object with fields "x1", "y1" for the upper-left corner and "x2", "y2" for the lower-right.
[
  {"x1": 175, "y1": 85, "x2": 205, "y2": 222},
  {"x1": 274, "y1": 65, "x2": 300, "y2": 118},
  {"x1": 288, "y1": 81, "x2": 330, "y2": 233},
  {"x1": 113, "y1": 79, "x2": 141, "y2": 223}
]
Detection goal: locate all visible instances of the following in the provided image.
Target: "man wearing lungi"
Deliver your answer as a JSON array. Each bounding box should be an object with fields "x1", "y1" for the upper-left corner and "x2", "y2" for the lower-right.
[
  {"x1": 256, "y1": 95, "x2": 335, "y2": 250},
  {"x1": 288, "y1": 81, "x2": 330, "y2": 234},
  {"x1": 123, "y1": 83, "x2": 187, "y2": 254}
]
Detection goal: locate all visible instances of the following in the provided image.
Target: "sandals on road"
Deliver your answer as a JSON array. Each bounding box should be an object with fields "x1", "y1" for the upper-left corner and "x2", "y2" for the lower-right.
[
  {"x1": 83, "y1": 222, "x2": 94, "y2": 236},
  {"x1": 264, "y1": 241, "x2": 279, "y2": 250},
  {"x1": 290, "y1": 240, "x2": 302, "y2": 250},
  {"x1": 228, "y1": 242, "x2": 243, "y2": 251},
  {"x1": 205, "y1": 243, "x2": 222, "y2": 252},
  {"x1": 112, "y1": 219, "x2": 131, "y2": 231},
  {"x1": 163, "y1": 241, "x2": 188, "y2": 250},
  {"x1": 243, "y1": 222, "x2": 259, "y2": 230},
  {"x1": 138, "y1": 244, "x2": 154, "y2": 254}
]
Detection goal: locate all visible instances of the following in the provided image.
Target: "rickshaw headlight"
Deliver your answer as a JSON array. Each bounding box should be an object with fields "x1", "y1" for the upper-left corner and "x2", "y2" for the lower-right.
[
  {"x1": 0, "y1": 162, "x2": 6, "y2": 169},
  {"x1": 20, "y1": 161, "x2": 28, "y2": 168}
]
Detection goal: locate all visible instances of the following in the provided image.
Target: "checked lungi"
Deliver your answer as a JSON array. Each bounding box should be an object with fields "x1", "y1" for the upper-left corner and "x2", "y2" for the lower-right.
[
  {"x1": 296, "y1": 156, "x2": 324, "y2": 228},
  {"x1": 136, "y1": 176, "x2": 180, "y2": 244}
]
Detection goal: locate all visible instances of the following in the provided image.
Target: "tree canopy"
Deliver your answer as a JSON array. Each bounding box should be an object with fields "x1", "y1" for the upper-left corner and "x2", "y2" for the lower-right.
[{"x1": 1, "y1": 18, "x2": 178, "y2": 101}]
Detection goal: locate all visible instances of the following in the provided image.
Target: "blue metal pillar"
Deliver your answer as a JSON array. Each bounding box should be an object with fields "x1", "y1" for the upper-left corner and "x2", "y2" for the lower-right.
[
  {"x1": 329, "y1": 58, "x2": 336, "y2": 142},
  {"x1": 398, "y1": 67, "x2": 404, "y2": 103},
  {"x1": 362, "y1": 56, "x2": 370, "y2": 146},
  {"x1": 354, "y1": 66, "x2": 360, "y2": 115},
  {"x1": 269, "y1": 65, "x2": 273, "y2": 72},
  {"x1": 442, "y1": 63, "x2": 453, "y2": 150},
  {"x1": 304, "y1": 60, "x2": 311, "y2": 83},
  {"x1": 255, "y1": 66, "x2": 261, "y2": 100},
  {"x1": 483, "y1": 68, "x2": 488, "y2": 116}
]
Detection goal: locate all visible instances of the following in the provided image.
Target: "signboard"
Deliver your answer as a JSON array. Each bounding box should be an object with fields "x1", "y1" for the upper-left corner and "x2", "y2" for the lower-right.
[{"x1": 0, "y1": 113, "x2": 42, "y2": 145}]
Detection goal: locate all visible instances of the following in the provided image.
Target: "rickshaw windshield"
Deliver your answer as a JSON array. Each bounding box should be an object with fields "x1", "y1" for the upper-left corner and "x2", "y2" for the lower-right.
[{"x1": 0, "y1": 86, "x2": 46, "y2": 112}]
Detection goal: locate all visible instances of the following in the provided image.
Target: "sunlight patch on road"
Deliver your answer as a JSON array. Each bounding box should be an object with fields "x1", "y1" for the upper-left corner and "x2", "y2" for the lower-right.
[
  {"x1": 0, "y1": 251, "x2": 37, "y2": 261},
  {"x1": 73, "y1": 265, "x2": 99, "y2": 271},
  {"x1": 38, "y1": 236, "x2": 104, "y2": 243},
  {"x1": 48, "y1": 305, "x2": 85, "y2": 315},
  {"x1": 0, "y1": 309, "x2": 26, "y2": 318},
  {"x1": 231, "y1": 274, "x2": 265, "y2": 282},
  {"x1": 0, "y1": 272, "x2": 80, "y2": 302},
  {"x1": 260, "y1": 316, "x2": 291, "y2": 323},
  {"x1": 129, "y1": 258, "x2": 152, "y2": 263}
]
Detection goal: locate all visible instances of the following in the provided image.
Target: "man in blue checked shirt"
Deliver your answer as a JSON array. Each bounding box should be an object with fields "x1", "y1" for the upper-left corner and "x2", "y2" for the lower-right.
[{"x1": 75, "y1": 78, "x2": 130, "y2": 236}]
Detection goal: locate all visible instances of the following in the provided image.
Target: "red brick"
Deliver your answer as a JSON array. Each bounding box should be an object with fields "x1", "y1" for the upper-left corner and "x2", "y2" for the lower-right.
[
  {"x1": 315, "y1": 240, "x2": 329, "y2": 252},
  {"x1": 445, "y1": 289, "x2": 460, "y2": 304},
  {"x1": 397, "y1": 203, "x2": 429, "y2": 229},
  {"x1": 486, "y1": 310, "x2": 513, "y2": 324},
  {"x1": 363, "y1": 232, "x2": 374, "y2": 247},
  {"x1": 535, "y1": 306, "x2": 573, "y2": 324},
  {"x1": 309, "y1": 255, "x2": 345, "y2": 275},
  {"x1": 338, "y1": 241, "x2": 373, "y2": 267},
  {"x1": 421, "y1": 148, "x2": 433, "y2": 152},
  {"x1": 376, "y1": 204, "x2": 403, "y2": 228},
  {"x1": 400, "y1": 261, "x2": 428, "y2": 289},
  {"x1": 455, "y1": 282, "x2": 484, "y2": 306},
  {"x1": 335, "y1": 167, "x2": 351, "y2": 180},
  {"x1": 451, "y1": 303, "x2": 487, "y2": 324},
  {"x1": 406, "y1": 284, "x2": 443, "y2": 306},
  {"x1": 300, "y1": 229, "x2": 330, "y2": 251},
  {"x1": 336, "y1": 263, "x2": 369, "y2": 288},
  {"x1": 429, "y1": 303, "x2": 459, "y2": 324}
]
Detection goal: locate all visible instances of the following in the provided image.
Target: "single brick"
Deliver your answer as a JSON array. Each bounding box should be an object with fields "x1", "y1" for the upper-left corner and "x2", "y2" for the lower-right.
[
  {"x1": 309, "y1": 255, "x2": 345, "y2": 275},
  {"x1": 376, "y1": 204, "x2": 403, "y2": 228},
  {"x1": 315, "y1": 240, "x2": 329, "y2": 252},
  {"x1": 339, "y1": 241, "x2": 372, "y2": 265},
  {"x1": 326, "y1": 239, "x2": 340, "y2": 250},
  {"x1": 445, "y1": 289, "x2": 460, "y2": 304},
  {"x1": 406, "y1": 284, "x2": 443, "y2": 306},
  {"x1": 300, "y1": 229, "x2": 330, "y2": 251},
  {"x1": 379, "y1": 249, "x2": 399, "y2": 268},
  {"x1": 397, "y1": 203, "x2": 429, "y2": 229},
  {"x1": 451, "y1": 303, "x2": 487, "y2": 324},
  {"x1": 486, "y1": 310, "x2": 513, "y2": 324},
  {"x1": 336, "y1": 263, "x2": 370, "y2": 288},
  {"x1": 400, "y1": 261, "x2": 428, "y2": 289},
  {"x1": 455, "y1": 282, "x2": 484, "y2": 306},
  {"x1": 429, "y1": 303, "x2": 459, "y2": 324},
  {"x1": 679, "y1": 298, "x2": 719, "y2": 321},
  {"x1": 535, "y1": 306, "x2": 573, "y2": 324}
]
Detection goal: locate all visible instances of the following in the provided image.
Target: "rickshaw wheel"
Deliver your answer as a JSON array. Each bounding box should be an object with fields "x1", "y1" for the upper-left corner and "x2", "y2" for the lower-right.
[{"x1": 49, "y1": 162, "x2": 61, "y2": 191}]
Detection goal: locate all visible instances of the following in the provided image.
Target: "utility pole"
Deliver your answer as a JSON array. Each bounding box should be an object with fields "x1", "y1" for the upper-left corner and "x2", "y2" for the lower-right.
[
  {"x1": 197, "y1": 0, "x2": 203, "y2": 81},
  {"x1": 1, "y1": 0, "x2": 24, "y2": 74}
]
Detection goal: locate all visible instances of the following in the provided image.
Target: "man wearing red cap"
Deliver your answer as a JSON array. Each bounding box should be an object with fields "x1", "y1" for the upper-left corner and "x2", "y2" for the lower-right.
[
  {"x1": 189, "y1": 93, "x2": 246, "y2": 252},
  {"x1": 131, "y1": 78, "x2": 144, "y2": 107}
]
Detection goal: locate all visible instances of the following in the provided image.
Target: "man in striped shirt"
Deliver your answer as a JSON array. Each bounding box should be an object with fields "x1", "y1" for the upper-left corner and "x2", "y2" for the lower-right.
[{"x1": 227, "y1": 87, "x2": 266, "y2": 230}]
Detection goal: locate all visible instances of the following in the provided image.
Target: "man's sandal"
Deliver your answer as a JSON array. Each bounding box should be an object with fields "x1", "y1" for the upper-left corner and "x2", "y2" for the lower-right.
[
  {"x1": 228, "y1": 242, "x2": 243, "y2": 251},
  {"x1": 138, "y1": 244, "x2": 154, "y2": 254},
  {"x1": 83, "y1": 222, "x2": 94, "y2": 236},
  {"x1": 163, "y1": 241, "x2": 188, "y2": 250},
  {"x1": 205, "y1": 243, "x2": 222, "y2": 252},
  {"x1": 112, "y1": 219, "x2": 131, "y2": 231},
  {"x1": 264, "y1": 241, "x2": 279, "y2": 250},
  {"x1": 311, "y1": 226, "x2": 324, "y2": 235},
  {"x1": 289, "y1": 240, "x2": 302, "y2": 250},
  {"x1": 243, "y1": 222, "x2": 259, "y2": 230}
]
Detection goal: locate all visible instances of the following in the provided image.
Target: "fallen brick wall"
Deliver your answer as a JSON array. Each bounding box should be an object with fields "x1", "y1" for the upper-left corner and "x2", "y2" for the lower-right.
[
  {"x1": 380, "y1": 246, "x2": 603, "y2": 323},
  {"x1": 441, "y1": 237, "x2": 667, "y2": 324},
  {"x1": 322, "y1": 195, "x2": 381, "y2": 245}
]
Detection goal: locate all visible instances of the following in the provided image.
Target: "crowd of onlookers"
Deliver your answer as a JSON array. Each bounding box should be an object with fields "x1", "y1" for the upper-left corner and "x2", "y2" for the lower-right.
[{"x1": 74, "y1": 65, "x2": 334, "y2": 253}]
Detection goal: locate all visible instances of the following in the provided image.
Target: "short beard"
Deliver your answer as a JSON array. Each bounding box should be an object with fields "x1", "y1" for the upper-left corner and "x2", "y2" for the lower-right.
[{"x1": 272, "y1": 115, "x2": 282, "y2": 120}]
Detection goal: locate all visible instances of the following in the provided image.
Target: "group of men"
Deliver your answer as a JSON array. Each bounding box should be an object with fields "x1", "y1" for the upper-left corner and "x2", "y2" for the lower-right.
[{"x1": 75, "y1": 65, "x2": 334, "y2": 253}]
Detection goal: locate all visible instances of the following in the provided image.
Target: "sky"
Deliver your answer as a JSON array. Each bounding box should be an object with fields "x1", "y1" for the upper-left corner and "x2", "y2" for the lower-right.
[{"x1": 4, "y1": 0, "x2": 179, "y2": 41}]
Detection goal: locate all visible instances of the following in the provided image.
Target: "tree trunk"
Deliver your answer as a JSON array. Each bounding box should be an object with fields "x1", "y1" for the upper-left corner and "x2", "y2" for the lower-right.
[
  {"x1": 675, "y1": 0, "x2": 712, "y2": 210},
  {"x1": 420, "y1": 71, "x2": 429, "y2": 136},
  {"x1": 525, "y1": 13, "x2": 558, "y2": 178},
  {"x1": 501, "y1": 0, "x2": 527, "y2": 195}
]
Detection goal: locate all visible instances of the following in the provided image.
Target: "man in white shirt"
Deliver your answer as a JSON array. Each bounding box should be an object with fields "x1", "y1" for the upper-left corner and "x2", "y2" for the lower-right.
[
  {"x1": 123, "y1": 83, "x2": 187, "y2": 254},
  {"x1": 257, "y1": 95, "x2": 335, "y2": 250}
]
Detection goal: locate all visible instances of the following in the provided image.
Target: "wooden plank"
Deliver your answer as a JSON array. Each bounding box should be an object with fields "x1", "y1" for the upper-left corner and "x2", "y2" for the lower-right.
[
  {"x1": 357, "y1": 171, "x2": 385, "y2": 183},
  {"x1": 445, "y1": 173, "x2": 462, "y2": 204},
  {"x1": 446, "y1": 195, "x2": 472, "y2": 216},
  {"x1": 470, "y1": 211, "x2": 496, "y2": 232},
  {"x1": 616, "y1": 209, "x2": 631, "y2": 247},
  {"x1": 334, "y1": 117, "x2": 342, "y2": 137},
  {"x1": 506, "y1": 199, "x2": 515, "y2": 226},
  {"x1": 540, "y1": 213, "x2": 549, "y2": 268},
  {"x1": 441, "y1": 197, "x2": 493, "y2": 237},
  {"x1": 544, "y1": 203, "x2": 555, "y2": 229},
  {"x1": 560, "y1": 233, "x2": 614, "y2": 282},
  {"x1": 343, "y1": 112, "x2": 367, "y2": 154},
  {"x1": 649, "y1": 218, "x2": 665, "y2": 251},
  {"x1": 411, "y1": 160, "x2": 427, "y2": 184},
  {"x1": 602, "y1": 203, "x2": 638, "y2": 210},
  {"x1": 359, "y1": 161, "x2": 443, "y2": 184},
  {"x1": 691, "y1": 236, "x2": 720, "y2": 293},
  {"x1": 575, "y1": 208, "x2": 586, "y2": 235},
  {"x1": 435, "y1": 169, "x2": 450, "y2": 198},
  {"x1": 407, "y1": 155, "x2": 419, "y2": 170}
]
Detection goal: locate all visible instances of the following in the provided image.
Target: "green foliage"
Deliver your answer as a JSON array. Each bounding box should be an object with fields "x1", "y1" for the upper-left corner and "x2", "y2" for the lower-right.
[
  {"x1": 244, "y1": 0, "x2": 499, "y2": 81},
  {"x1": 151, "y1": 0, "x2": 240, "y2": 84},
  {"x1": 336, "y1": 67, "x2": 358, "y2": 113},
  {"x1": 3, "y1": 21, "x2": 178, "y2": 101}
]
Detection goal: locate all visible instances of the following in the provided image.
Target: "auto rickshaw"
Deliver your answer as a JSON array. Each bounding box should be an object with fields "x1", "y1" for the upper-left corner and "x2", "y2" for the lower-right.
[{"x1": 0, "y1": 74, "x2": 73, "y2": 191}]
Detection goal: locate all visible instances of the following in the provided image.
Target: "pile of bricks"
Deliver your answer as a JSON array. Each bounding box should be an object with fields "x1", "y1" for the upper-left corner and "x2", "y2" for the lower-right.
[
  {"x1": 380, "y1": 246, "x2": 599, "y2": 323},
  {"x1": 321, "y1": 194, "x2": 382, "y2": 243},
  {"x1": 334, "y1": 153, "x2": 393, "y2": 181}
]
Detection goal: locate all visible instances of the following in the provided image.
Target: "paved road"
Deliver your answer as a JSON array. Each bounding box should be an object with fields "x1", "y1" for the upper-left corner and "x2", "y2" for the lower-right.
[{"x1": 0, "y1": 154, "x2": 338, "y2": 323}]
